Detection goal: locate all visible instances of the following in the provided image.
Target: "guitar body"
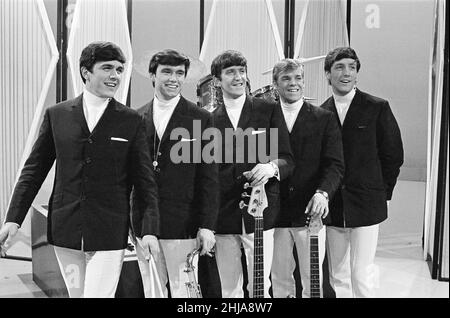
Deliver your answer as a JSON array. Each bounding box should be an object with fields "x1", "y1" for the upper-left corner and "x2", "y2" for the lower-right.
[{"x1": 240, "y1": 183, "x2": 268, "y2": 298}]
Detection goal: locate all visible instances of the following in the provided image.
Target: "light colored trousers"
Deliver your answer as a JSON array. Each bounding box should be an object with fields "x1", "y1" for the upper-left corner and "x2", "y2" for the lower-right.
[
  {"x1": 136, "y1": 238, "x2": 198, "y2": 298},
  {"x1": 326, "y1": 224, "x2": 379, "y2": 298},
  {"x1": 53, "y1": 245, "x2": 124, "y2": 298},
  {"x1": 271, "y1": 226, "x2": 326, "y2": 298},
  {"x1": 215, "y1": 229, "x2": 274, "y2": 298}
]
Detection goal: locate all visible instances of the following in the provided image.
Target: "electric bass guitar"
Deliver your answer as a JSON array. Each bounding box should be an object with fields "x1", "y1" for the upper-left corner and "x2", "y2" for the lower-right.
[
  {"x1": 306, "y1": 215, "x2": 323, "y2": 298},
  {"x1": 239, "y1": 182, "x2": 268, "y2": 298}
]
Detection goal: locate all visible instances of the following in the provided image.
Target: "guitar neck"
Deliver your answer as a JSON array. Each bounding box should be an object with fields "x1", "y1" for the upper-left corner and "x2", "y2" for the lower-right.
[
  {"x1": 310, "y1": 235, "x2": 320, "y2": 298},
  {"x1": 253, "y1": 216, "x2": 264, "y2": 298}
]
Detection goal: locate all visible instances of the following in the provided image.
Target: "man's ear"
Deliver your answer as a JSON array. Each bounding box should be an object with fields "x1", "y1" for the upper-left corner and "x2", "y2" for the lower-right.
[
  {"x1": 150, "y1": 73, "x2": 156, "y2": 88},
  {"x1": 81, "y1": 67, "x2": 90, "y2": 82},
  {"x1": 325, "y1": 71, "x2": 332, "y2": 85}
]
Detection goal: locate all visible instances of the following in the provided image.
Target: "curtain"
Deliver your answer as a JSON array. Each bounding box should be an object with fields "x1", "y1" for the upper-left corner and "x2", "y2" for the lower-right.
[
  {"x1": 294, "y1": 0, "x2": 348, "y2": 105},
  {"x1": 443, "y1": 146, "x2": 449, "y2": 279},
  {"x1": 66, "y1": 0, "x2": 132, "y2": 104},
  {"x1": 424, "y1": 0, "x2": 447, "y2": 279},
  {"x1": 0, "y1": 0, "x2": 58, "y2": 223},
  {"x1": 199, "y1": 0, "x2": 284, "y2": 91}
]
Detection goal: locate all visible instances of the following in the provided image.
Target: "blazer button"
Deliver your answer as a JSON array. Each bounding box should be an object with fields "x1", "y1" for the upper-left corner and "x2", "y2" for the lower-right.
[
  {"x1": 341, "y1": 184, "x2": 346, "y2": 190},
  {"x1": 85, "y1": 158, "x2": 92, "y2": 164},
  {"x1": 158, "y1": 152, "x2": 162, "y2": 156},
  {"x1": 87, "y1": 138, "x2": 93, "y2": 144}
]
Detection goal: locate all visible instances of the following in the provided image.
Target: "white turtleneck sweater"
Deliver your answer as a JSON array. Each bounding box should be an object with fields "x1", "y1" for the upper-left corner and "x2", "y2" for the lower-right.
[
  {"x1": 280, "y1": 98, "x2": 304, "y2": 133},
  {"x1": 153, "y1": 94, "x2": 181, "y2": 139},
  {"x1": 223, "y1": 94, "x2": 246, "y2": 130},
  {"x1": 83, "y1": 89, "x2": 110, "y2": 132},
  {"x1": 333, "y1": 87, "x2": 356, "y2": 125}
]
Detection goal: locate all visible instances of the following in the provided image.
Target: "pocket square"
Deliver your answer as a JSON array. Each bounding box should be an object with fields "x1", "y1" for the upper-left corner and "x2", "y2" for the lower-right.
[
  {"x1": 111, "y1": 137, "x2": 128, "y2": 142},
  {"x1": 252, "y1": 130, "x2": 266, "y2": 135},
  {"x1": 357, "y1": 125, "x2": 367, "y2": 129},
  {"x1": 180, "y1": 138, "x2": 196, "y2": 142}
]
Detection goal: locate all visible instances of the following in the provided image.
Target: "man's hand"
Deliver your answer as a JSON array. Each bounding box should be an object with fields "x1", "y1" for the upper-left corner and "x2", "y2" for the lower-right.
[
  {"x1": 141, "y1": 235, "x2": 159, "y2": 257},
  {"x1": 0, "y1": 223, "x2": 19, "y2": 257},
  {"x1": 196, "y1": 228, "x2": 215, "y2": 257},
  {"x1": 243, "y1": 163, "x2": 275, "y2": 187},
  {"x1": 305, "y1": 193, "x2": 329, "y2": 219}
]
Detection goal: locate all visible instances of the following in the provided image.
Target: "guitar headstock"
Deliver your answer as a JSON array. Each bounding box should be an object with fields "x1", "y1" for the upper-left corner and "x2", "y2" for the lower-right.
[
  {"x1": 239, "y1": 183, "x2": 268, "y2": 218},
  {"x1": 306, "y1": 215, "x2": 323, "y2": 235}
]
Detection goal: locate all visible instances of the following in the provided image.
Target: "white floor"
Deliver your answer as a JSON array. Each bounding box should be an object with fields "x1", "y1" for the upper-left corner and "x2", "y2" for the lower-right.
[
  {"x1": 374, "y1": 234, "x2": 448, "y2": 298},
  {"x1": 0, "y1": 233, "x2": 448, "y2": 298}
]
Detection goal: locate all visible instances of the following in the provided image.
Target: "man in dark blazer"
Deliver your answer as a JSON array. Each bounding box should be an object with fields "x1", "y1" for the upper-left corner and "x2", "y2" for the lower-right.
[
  {"x1": 320, "y1": 47, "x2": 404, "y2": 298},
  {"x1": 0, "y1": 42, "x2": 159, "y2": 298},
  {"x1": 270, "y1": 59, "x2": 344, "y2": 298},
  {"x1": 210, "y1": 50, "x2": 294, "y2": 298},
  {"x1": 135, "y1": 49, "x2": 219, "y2": 298}
]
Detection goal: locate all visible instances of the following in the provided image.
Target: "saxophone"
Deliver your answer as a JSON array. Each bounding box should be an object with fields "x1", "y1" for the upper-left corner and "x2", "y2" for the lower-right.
[{"x1": 184, "y1": 248, "x2": 202, "y2": 298}]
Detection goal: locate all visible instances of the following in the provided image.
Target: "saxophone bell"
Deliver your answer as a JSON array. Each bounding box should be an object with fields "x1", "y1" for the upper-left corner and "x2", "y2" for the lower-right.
[{"x1": 184, "y1": 248, "x2": 202, "y2": 298}]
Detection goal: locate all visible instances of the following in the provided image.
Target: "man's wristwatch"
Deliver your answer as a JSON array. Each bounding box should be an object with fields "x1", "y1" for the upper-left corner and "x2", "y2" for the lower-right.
[{"x1": 315, "y1": 189, "x2": 329, "y2": 201}]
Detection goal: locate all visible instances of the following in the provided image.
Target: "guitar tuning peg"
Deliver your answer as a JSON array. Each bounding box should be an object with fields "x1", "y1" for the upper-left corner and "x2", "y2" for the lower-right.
[
  {"x1": 243, "y1": 182, "x2": 251, "y2": 189},
  {"x1": 239, "y1": 200, "x2": 248, "y2": 209},
  {"x1": 241, "y1": 193, "x2": 250, "y2": 198}
]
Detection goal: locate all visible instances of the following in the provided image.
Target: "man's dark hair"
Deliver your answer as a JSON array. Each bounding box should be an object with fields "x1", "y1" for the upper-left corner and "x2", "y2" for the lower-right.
[
  {"x1": 79, "y1": 41, "x2": 126, "y2": 83},
  {"x1": 148, "y1": 49, "x2": 190, "y2": 76},
  {"x1": 324, "y1": 47, "x2": 361, "y2": 73},
  {"x1": 211, "y1": 50, "x2": 247, "y2": 80}
]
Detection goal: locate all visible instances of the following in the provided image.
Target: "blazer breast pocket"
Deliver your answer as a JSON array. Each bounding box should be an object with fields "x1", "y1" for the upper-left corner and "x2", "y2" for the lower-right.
[
  {"x1": 347, "y1": 122, "x2": 375, "y2": 146},
  {"x1": 110, "y1": 137, "x2": 130, "y2": 159},
  {"x1": 349, "y1": 123, "x2": 371, "y2": 134},
  {"x1": 110, "y1": 137, "x2": 129, "y2": 142},
  {"x1": 352, "y1": 119, "x2": 371, "y2": 130}
]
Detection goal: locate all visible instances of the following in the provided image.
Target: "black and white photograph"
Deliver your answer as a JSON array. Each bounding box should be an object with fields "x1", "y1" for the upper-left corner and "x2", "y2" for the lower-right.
[{"x1": 0, "y1": 0, "x2": 448, "y2": 302}]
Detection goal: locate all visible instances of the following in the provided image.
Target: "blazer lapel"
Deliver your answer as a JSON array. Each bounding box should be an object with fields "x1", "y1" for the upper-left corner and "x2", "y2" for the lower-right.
[
  {"x1": 290, "y1": 101, "x2": 314, "y2": 136},
  {"x1": 214, "y1": 103, "x2": 234, "y2": 131},
  {"x1": 70, "y1": 94, "x2": 90, "y2": 136},
  {"x1": 160, "y1": 96, "x2": 187, "y2": 145},
  {"x1": 143, "y1": 99, "x2": 157, "y2": 143},
  {"x1": 237, "y1": 95, "x2": 252, "y2": 130},
  {"x1": 325, "y1": 97, "x2": 342, "y2": 130},
  {"x1": 342, "y1": 88, "x2": 364, "y2": 130},
  {"x1": 90, "y1": 98, "x2": 118, "y2": 135}
]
